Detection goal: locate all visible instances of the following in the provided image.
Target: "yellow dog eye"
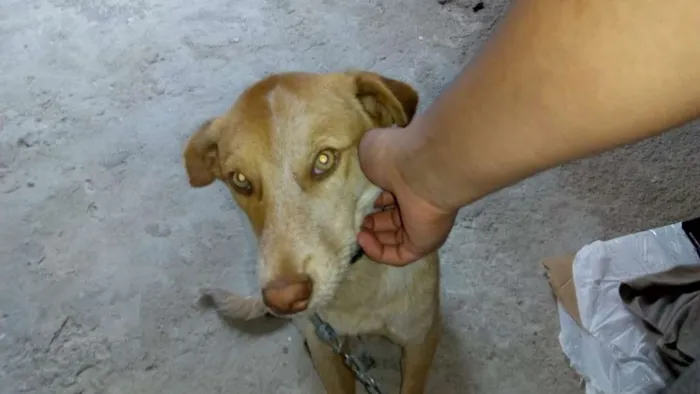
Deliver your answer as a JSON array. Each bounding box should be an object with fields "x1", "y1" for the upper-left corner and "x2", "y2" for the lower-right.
[
  {"x1": 312, "y1": 149, "x2": 337, "y2": 177},
  {"x1": 230, "y1": 172, "x2": 252, "y2": 194}
]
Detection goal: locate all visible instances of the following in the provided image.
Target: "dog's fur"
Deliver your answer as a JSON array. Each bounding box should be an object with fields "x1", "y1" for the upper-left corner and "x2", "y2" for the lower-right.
[{"x1": 183, "y1": 70, "x2": 441, "y2": 394}]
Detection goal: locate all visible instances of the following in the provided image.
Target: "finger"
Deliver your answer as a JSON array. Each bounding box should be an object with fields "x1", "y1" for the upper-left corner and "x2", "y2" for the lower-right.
[
  {"x1": 357, "y1": 230, "x2": 420, "y2": 266},
  {"x1": 361, "y1": 209, "x2": 402, "y2": 232},
  {"x1": 373, "y1": 191, "x2": 396, "y2": 208},
  {"x1": 371, "y1": 229, "x2": 404, "y2": 246}
]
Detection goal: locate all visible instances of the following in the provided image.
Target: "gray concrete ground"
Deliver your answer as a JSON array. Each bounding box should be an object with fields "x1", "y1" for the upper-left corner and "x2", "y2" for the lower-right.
[{"x1": 1, "y1": 0, "x2": 698, "y2": 393}]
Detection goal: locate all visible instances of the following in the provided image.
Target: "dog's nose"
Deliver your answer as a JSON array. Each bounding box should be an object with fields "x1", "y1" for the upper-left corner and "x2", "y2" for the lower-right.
[{"x1": 262, "y1": 274, "x2": 313, "y2": 315}]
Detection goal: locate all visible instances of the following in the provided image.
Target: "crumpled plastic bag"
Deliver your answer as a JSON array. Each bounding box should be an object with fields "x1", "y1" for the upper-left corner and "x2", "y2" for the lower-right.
[{"x1": 559, "y1": 222, "x2": 700, "y2": 394}]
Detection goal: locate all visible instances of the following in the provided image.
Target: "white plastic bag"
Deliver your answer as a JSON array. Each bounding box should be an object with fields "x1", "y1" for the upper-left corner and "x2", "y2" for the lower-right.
[{"x1": 560, "y1": 222, "x2": 700, "y2": 394}]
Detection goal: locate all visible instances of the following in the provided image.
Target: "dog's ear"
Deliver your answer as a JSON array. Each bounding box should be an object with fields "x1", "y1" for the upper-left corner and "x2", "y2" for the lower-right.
[
  {"x1": 183, "y1": 118, "x2": 223, "y2": 187},
  {"x1": 353, "y1": 71, "x2": 419, "y2": 127}
]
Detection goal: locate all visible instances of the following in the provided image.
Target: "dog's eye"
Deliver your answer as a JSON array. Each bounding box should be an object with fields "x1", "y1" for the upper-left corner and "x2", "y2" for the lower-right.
[
  {"x1": 312, "y1": 149, "x2": 338, "y2": 177},
  {"x1": 230, "y1": 172, "x2": 253, "y2": 194}
]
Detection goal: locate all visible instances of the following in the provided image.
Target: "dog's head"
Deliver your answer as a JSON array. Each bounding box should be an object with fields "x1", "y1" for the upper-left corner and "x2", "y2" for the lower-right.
[{"x1": 183, "y1": 71, "x2": 418, "y2": 316}]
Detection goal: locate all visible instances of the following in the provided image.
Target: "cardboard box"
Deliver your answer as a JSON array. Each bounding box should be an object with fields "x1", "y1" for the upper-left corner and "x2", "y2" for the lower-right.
[
  {"x1": 542, "y1": 219, "x2": 700, "y2": 394},
  {"x1": 543, "y1": 216, "x2": 700, "y2": 330},
  {"x1": 543, "y1": 255, "x2": 581, "y2": 326}
]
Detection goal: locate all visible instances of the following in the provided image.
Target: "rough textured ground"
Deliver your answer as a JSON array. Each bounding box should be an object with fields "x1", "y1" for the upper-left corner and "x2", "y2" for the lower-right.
[{"x1": 1, "y1": 0, "x2": 698, "y2": 393}]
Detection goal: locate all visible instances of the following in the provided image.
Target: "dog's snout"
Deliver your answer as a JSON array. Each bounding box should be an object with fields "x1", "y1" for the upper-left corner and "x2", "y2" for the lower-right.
[{"x1": 262, "y1": 274, "x2": 313, "y2": 315}]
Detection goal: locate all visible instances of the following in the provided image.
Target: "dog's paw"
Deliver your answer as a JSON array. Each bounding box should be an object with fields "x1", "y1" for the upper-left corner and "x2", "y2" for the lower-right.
[{"x1": 198, "y1": 287, "x2": 268, "y2": 321}]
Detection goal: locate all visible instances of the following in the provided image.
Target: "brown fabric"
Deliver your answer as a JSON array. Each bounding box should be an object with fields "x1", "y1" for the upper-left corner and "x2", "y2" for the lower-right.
[{"x1": 619, "y1": 265, "x2": 700, "y2": 378}]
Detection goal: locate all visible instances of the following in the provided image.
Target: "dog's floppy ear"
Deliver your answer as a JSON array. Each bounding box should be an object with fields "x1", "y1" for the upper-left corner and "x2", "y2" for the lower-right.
[
  {"x1": 353, "y1": 71, "x2": 419, "y2": 127},
  {"x1": 183, "y1": 118, "x2": 222, "y2": 187}
]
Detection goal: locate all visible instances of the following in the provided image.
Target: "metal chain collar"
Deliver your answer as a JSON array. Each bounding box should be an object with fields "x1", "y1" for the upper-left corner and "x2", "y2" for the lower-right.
[{"x1": 310, "y1": 313, "x2": 382, "y2": 394}]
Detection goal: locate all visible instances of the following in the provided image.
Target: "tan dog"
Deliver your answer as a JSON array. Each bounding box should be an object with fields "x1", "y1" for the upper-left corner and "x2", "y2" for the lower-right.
[{"x1": 183, "y1": 71, "x2": 441, "y2": 394}]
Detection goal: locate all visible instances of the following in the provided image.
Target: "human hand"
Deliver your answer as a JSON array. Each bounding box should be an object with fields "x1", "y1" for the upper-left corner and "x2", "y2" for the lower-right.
[{"x1": 356, "y1": 125, "x2": 458, "y2": 266}]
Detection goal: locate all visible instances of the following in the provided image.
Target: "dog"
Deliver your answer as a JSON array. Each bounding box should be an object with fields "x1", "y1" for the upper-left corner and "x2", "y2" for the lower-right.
[{"x1": 182, "y1": 70, "x2": 442, "y2": 394}]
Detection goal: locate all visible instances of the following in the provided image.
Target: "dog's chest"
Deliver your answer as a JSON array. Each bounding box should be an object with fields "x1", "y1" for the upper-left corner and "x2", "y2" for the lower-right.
[
  {"x1": 313, "y1": 258, "x2": 437, "y2": 341},
  {"x1": 315, "y1": 270, "x2": 393, "y2": 336},
  {"x1": 318, "y1": 304, "x2": 386, "y2": 337},
  {"x1": 317, "y1": 291, "x2": 433, "y2": 344}
]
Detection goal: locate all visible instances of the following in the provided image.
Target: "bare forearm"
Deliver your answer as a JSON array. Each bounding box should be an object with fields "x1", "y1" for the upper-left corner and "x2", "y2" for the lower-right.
[{"x1": 401, "y1": 0, "x2": 700, "y2": 211}]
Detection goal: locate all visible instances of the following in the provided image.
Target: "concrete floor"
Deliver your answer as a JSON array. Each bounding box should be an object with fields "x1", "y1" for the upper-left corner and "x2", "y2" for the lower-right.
[{"x1": 1, "y1": 0, "x2": 698, "y2": 393}]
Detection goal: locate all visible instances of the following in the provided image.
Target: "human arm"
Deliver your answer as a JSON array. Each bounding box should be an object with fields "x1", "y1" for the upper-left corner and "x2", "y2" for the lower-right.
[
  {"x1": 358, "y1": 0, "x2": 700, "y2": 265},
  {"x1": 398, "y1": 0, "x2": 700, "y2": 210}
]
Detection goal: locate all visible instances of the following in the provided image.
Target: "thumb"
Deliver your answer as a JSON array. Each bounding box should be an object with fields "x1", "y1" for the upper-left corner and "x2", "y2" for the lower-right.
[{"x1": 358, "y1": 127, "x2": 397, "y2": 190}]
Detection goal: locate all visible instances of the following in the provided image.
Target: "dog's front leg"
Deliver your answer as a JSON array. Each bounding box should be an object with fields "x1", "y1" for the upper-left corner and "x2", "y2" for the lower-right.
[
  {"x1": 299, "y1": 320, "x2": 356, "y2": 394},
  {"x1": 399, "y1": 315, "x2": 442, "y2": 394}
]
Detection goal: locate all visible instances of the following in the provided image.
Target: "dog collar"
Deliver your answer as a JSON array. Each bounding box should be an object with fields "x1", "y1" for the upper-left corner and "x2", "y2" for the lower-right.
[{"x1": 349, "y1": 246, "x2": 364, "y2": 265}]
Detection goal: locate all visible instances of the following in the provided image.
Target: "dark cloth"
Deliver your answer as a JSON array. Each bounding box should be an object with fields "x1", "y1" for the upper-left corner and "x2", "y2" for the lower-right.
[
  {"x1": 619, "y1": 265, "x2": 700, "y2": 378},
  {"x1": 663, "y1": 359, "x2": 700, "y2": 394}
]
